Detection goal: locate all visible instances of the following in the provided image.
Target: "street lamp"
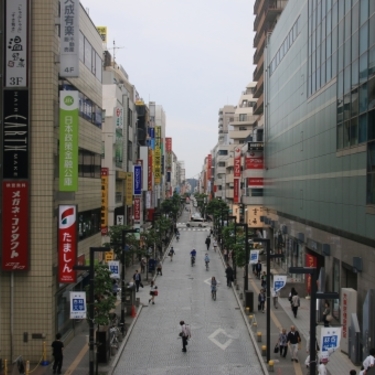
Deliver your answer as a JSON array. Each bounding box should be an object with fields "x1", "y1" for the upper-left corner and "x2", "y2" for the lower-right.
[
  {"x1": 121, "y1": 229, "x2": 137, "y2": 336},
  {"x1": 289, "y1": 266, "x2": 339, "y2": 375},
  {"x1": 253, "y1": 237, "x2": 283, "y2": 363},
  {"x1": 234, "y1": 223, "x2": 249, "y2": 291}
]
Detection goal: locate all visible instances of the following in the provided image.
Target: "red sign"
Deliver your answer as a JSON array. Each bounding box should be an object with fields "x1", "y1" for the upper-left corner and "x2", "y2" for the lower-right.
[
  {"x1": 246, "y1": 151, "x2": 264, "y2": 170},
  {"x1": 247, "y1": 178, "x2": 264, "y2": 186},
  {"x1": 207, "y1": 154, "x2": 212, "y2": 180},
  {"x1": 165, "y1": 137, "x2": 172, "y2": 152},
  {"x1": 101, "y1": 168, "x2": 108, "y2": 176},
  {"x1": 134, "y1": 197, "x2": 141, "y2": 222},
  {"x1": 234, "y1": 148, "x2": 241, "y2": 177},
  {"x1": 148, "y1": 149, "x2": 153, "y2": 191},
  {"x1": 305, "y1": 253, "x2": 317, "y2": 294},
  {"x1": 2, "y1": 181, "x2": 29, "y2": 270},
  {"x1": 234, "y1": 178, "x2": 239, "y2": 203},
  {"x1": 58, "y1": 205, "x2": 77, "y2": 283}
]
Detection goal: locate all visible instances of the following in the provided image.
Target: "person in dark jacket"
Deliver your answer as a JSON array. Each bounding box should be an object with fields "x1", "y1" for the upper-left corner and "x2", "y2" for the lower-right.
[
  {"x1": 133, "y1": 270, "x2": 142, "y2": 292},
  {"x1": 255, "y1": 260, "x2": 262, "y2": 279},
  {"x1": 51, "y1": 333, "x2": 64, "y2": 374},
  {"x1": 287, "y1": 325, "x2": 301, "y2": 362},
  {"x1": 225, "y1": 264, "x2": 234, "y2": 287},
  {"x1": 258, "y1": 289, "x2": 266, "y2": 312},
  {"x1": 205, "y1": 236, "x2": 211, "y2": 250}
]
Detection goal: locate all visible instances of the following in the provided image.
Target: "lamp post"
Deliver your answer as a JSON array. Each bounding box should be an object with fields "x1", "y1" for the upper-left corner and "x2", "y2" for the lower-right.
[
  {"x1": 253, "y1": 237, "x2": 283, "y2": 363},
  {"x1": 121, "y1": 229, "x2": 137, "y2": 337},
  {"x1": 234, "y1": 223, "x2": 249, "y2": 291},
  {"x1": 289, "y1": 266, "x2": 340, "y2": 375},
  {"x1": 73, "y1": 246, "x2": 110, "y2": 375}
]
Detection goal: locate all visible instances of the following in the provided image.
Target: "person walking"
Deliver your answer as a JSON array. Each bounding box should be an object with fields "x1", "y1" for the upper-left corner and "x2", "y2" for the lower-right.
[
  {"x1": 225, "y1": 264, "x2": 234, "y2": 287},
  {"x1": 133, "y1": 270, "x2": 142, "y2": 292},
  {"x1": 149, "y1": 280, "x2": 158, "y2": 305},
  {"x1": 213, "y1": 240, "x2": 217, "y2": 252},
  {"x1": 363, "y1": 348, "x2": 375, "y2": 371},
  {"x1": 205, "y1": 236, "x2": 211, "y2": 250},
  {"x1": 322, "y1": 301, "x2": 331, "y2": 327},
  {"x1": 278, "y1": 328, "x2": 288, "y2": 358},
  {"x1": 51, "y1": 333, "x2": 64, "y2": 374},
  {"x1": 318, "y1": 358, "x2": 329, "y2": 375},
  {"x1": 260, "y1": 271, "x2": 267, "y2": 290},
  {"x1": 272, "y1": 288, "x2": 280, "y2": 309},
  {"x1": 140, "y1": 257, "x2": 146, "y2": 273},
  {"x1": 287, "y1": 325, "x2": 301, "y2": 362},
  {"x1": 258, "y1": 289, "x2": 266, "y2": 313},
  {"x1": 223, "y1": 248, "x2": 229, "y2": 263},
  {"x1": 291, "y1": 291, "x2": 300, "y2": 318},
  {"x1": 156, "y1": 258, "x2": 163, "y2": 276},
  {"x1": 169, "y1": 246, "x2": 175, "y2": 261},
  {"x1": 255, "y1": 260, "x2": 262, "y2": 279},
  {"x1": 179, "y1": 321, "x2": 188, "y2": 353},
  {"x1": 305, "y1": 332, "x2": 320, "y2": 369}
]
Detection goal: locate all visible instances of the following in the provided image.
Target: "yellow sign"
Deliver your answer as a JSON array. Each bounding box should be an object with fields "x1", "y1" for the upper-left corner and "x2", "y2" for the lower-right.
[
  {"x1": 154, "y1": 147, "x2": 161, "y2": 184},
  {"x1": 101, "y1": 169, "x2": 109, "y2": 231},
  {"x1": 96, "y1": 26, "x2": 108, "y2": 43},
  {"x1": 125, "y1": 172, "x2": 133, "y2": 206},
  {"x1": 105, "y1": 251, "x2": 113, "y2": 262}
]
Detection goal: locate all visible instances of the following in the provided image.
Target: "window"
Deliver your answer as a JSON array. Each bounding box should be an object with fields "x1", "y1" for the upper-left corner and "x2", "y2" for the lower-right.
[
  {"x1": 84, "y1": 38, "x2": 91, "y2": 69},
  {"x1": 78, "y1": 208, "x2": 101, "y2": 241},
  {"x1": 218, "y1": 150, "x2": 228, "y2": 156},
  {"x1": 367, "y1": 141, "x2": 375, "y2": 203},
  {"x1": 78, "y1": 149, "x2": 101, "y2": 178},
  {"x1": 239, "y1": 114, "x2": 247, "y2": 121},
  {"x1": 239, "y1": 126, "x2": 247, "y2": 130},
  {"x1": 79, "y1": 32, "x2": 84, "y2": 62},
  {"x1": 251, "y1": 189, "x2": 263, "y2": 197}
]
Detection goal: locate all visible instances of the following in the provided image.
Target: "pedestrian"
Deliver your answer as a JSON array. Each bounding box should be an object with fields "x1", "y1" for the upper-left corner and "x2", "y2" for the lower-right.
[
  {"x1": 112, "y1": 279, "x2": 119, "y2": 297},
  {"x1": 261, "y1": 271, "x2": 267, "y2": 289},
  {"x1": 149, "y1": 280, "x2": 158, "y2": 305},
  {"x1": 156, "y1": 258, "x2": 163, "y2": 276},
  {"x1": 179, "y1": 320, "x2": 188, "y2": 353},
  {"x1": 322, "y1": 301, "x2": 331, "y2": 327},
  {"x1": 258, "y1": 289, "x2": 266, "y2": 313},
  {"x1": 51, "y1": 333, "x2": 64, "y2": 374},
  {"x1": 228, "y1": 249, "x2": 233, "y2": 262},
  {"x1": 255, "y1": 260, "x2": 262, "y2": 279},
  {"x1": 205, "y1": 236, "x2": 211, "y2": 250},
  {"x1": 291, "y1": 290, "x2": 300, "y2": 318},
  {"x1": 318, "y1": 357, "x2": 329, "y2": 375},
  {"x1": 272, "y1": 288, "x2": 279, "y2": 309},
  {"x1": 213, "y1": 239, "x2": 217, "y2": 252},
  {"x1": 305, "y1": 332, "x2": 320, "y2": 369},
  {"x1": 288, "y1": 287, "x2": 297, "y2": 302},
  {"x1": 278, "y1": 328, "x2": 288, "y2": 358},
  {"x1": 363, "y1": 348, "x2": 375, "y2": 371},
  {"x1": 349, "y1": 370, "x2": 357, "y2": 375},
  {"x1": 225, "y1": 264, "x2": 234, "y2": 287},
  {"x1": 133, "y1": 270, "x2": 142, "y2": 292},
  {"x1": 140, "y1": 257, "x2": 146, "y2": 273},
  {"x1": 287, "y1": 325, "x2": 301, "y2": 362},
  {"x1": 359, "y1": 368, "x2": 367, "y2": 375},
  {"x1": 168, "y1": 246, "x2": 175, "y2": 261},
  {"x1": 223, "y1": 248, "x2": 228, "y2": 263}
]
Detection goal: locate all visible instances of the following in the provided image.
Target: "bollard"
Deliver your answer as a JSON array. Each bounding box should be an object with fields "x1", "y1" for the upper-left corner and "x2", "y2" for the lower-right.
[
  {"x1": 253, "y1": 322, "x2": 258, "y2": 328},
  {"x1": 245, "y1": 307, "x2": 250, "y2": 314},
  {"x1": 248, "y1": 314, "x2": 253, "y2": 323},
  {"x1": 257, "y1": 331, "x2": 262, "y2": 342},
  {"x1": 41, "y1": 341, "x2": 49, "y2": 366},
  {"x1": 25, "y1": 360, "x2": 30, "y2": 375},
  {"x1": 261, "y1": 345, "x2": 267, "y2": 356},
  {"x1": 268, "y1": 359, "x2": 275, "y2": 372}
]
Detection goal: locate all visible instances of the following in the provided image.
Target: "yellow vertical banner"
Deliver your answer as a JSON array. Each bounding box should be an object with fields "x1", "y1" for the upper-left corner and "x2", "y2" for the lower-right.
[
  {"x1": 154, "y1": 147, "x2": 161, "y2": 184},
  {"x1": 125, "y1": 172, "x2": 133, "y2": 206}
]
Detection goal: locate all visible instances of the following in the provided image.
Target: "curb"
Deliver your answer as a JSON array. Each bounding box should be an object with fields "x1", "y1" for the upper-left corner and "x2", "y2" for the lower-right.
[
  {"x1": 107, "y1": 305, "x2": 143, "y2": 375},
  {"x1": 218, "y1": 246, "x2": 269, "y2": 375}
]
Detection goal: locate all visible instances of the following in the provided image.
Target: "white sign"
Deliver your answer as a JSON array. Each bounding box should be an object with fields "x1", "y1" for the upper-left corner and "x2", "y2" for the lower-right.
[
  {"x1": 320, "y1": 327, "x2": 341, "y2": 357},
  {"x1": 249, "y1": 250, "x2": 259, "y2": 264},
  {"x1": 273, "y1": 275, "x2": 287, "y2": 292},
  {"x1": 70, "y1": 291, "x2": 87, "y2": 319},
  {"x1": 116, "y1": 215, "x2": 124, "y2": 225},
  {"x1": 108, "y1": 260, "x2": 120, "y2": 278},
  {"x1": 5, "y1": 0, "x2": 28, "y2": 87},
  {"x1": 115, "y1": 107, "x2": 123, "y2": 129},
  {"x1": 60, "y1": 0, "x2": 79, "y2": 77}
]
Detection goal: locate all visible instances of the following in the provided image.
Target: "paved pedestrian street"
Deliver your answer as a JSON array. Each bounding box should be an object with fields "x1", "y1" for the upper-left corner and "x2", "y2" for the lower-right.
[{"x1": 113, "y1": 227, "x2": 263, "y2": 375}]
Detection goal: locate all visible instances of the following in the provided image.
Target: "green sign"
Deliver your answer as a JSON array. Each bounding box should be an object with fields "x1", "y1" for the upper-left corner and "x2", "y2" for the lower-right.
[{"x1": 59, "y1": 91, "x2": 79, "y2": 191}]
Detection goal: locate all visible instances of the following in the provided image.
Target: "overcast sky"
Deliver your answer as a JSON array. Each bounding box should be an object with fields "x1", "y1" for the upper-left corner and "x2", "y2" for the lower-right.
[{"x1": 84, "y1": 0, "x2": 255, "y2": 178}]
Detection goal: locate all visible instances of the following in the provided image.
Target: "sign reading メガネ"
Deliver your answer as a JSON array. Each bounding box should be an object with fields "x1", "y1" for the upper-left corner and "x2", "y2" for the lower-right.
[
  {"x1": 59, "y1": 91, "x2": 79, "y2": 191},
  {"x1": 58, "y1": 205, "x2": 77, "y2": 283},
  {"x1": 108, "y1": 261, "x2": 120, "y2": 279},
  {"x1": 60, "y1": 0, "x2": 79, "y2": 77},
  {"x1": 70, "y1": 291, "x2": 87, "y2": 319},
  {"x1": 5, "y1": 0, "x2": 29, "y2": 87},
  {"x1": 273, "y1": 275, "x2": 287, "y2": 292},
  {"x1": 249, "y1": 250, "x2": 259, "y2": 264},
  {"x1": 320, "y1": 327, "x2": 341, "y2": 358}
]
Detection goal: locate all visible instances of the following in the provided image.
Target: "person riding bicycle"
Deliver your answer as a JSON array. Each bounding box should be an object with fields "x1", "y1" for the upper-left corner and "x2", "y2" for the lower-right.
[
  {"x1": 190, "y1": 249, "x2": 196, "y2": 266},
  {"x1": 211, "y1": 276, "x2": 217, "y2": 299},
  {"x1": 204, "y1": 253, "x2": 210, "y2": 269},
  {"x1": 169, "y1": 247, "x2": 175, "y2": 261},
  {"x1": 205, "y1": 236, "x2": 211, "y2": 250}
]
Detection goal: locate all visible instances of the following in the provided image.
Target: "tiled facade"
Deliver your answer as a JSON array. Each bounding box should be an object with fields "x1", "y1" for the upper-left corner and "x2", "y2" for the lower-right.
[{"x1": 0, "y1": 1, "x2": 103, "y2": 361}]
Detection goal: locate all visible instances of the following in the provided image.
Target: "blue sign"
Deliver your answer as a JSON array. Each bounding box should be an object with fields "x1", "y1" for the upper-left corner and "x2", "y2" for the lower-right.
[
  {"x1": 322, "y1": 334, "x2": 338, "y2": 352},
  {"x1": 274, "y1": 281, "x2": 284, "y2": 290},
  {"x1": 70, "y1": 291, "x2": 87, "y2": 319},
  {"x1": 109, "y1": 264, "x2": 119, "y2": 274},
  {"x1": 133, "y1": 165, "x2": 142, "y2": 195},
  {"x1": 149, "y1": 128, "x2": 155, "y2": 138},
  {"x1": 72, "y1": 298, "x2": 85, "y2": 311}
]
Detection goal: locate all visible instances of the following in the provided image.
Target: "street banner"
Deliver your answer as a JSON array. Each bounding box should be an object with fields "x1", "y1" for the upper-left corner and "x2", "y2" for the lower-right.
[
  {"x1": 234, "y1": 178, "x2": 239, "y2": 203},
  {"x1": 58, "y1": 205, "x2": 77, "y2": 283},
  {"x1": 60, "y1": 0, "x2": 79, "y2": 77},
  {"x1": 2, "y1": 182, "x2": 29, "y2": 270},
  {"x1": 101, "y1": 168, "x2": 108, "y2": 235},
  {"x1": 165, "y1": 137, "x2": 172, "y2": 152},
  {"x1": 133, "y1": 197, "x2": 141, "y2": 222},
  {"x1": 234, "y1": 147, "x2": 241, "y2": 177},
  {"x1": 115, "y1": 107, "x2": 123, "y2": 129},
  {"x1": 273, "y1": 275, "x2": 287, "y2": 292},
  {"x1": 249, "y1": 250, "x2": 259, "y2": 264},
  {"x1": 70, "y1": 291, "x2": 87, "y2": 319},
  {"x1": 133, "y1": 165, "x2": 142, "y2": 195},
  {"x1": 246, "y1": 150, "x2": 264, "y2": 170},
  {"x1": 320, "y1": 327, "x2": 341, "y2": 358},
  {"x1": 108, "y1": 261, "x2": 120, "y2": 278},
  {"x1": 125, "y1": 172, "x2": 133, "y2": 206},
  {"x1": 148, "y1": 149, "x2": 153, "y2": 190},
  {"x1": 59, "y1": 91, "x2": 79, "y2": 191},
  {"x1": 305, "y1": 253, "x2": 318, "y2": 294},
  {"x1": 154, "y1": 147, "x2": 162, "y2": 184},
  {"x1": 207, "y1": 154, "x2": 212, "y2": 180}
]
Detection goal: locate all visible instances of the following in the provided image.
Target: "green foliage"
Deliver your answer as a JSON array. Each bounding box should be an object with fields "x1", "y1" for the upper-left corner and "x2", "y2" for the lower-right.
[
  {"x1": 161, "y1": 193, "x2": 181, "y2": 220},
  {"x1": 86, "y1": 263, "x2": 117, "y2": 328}
]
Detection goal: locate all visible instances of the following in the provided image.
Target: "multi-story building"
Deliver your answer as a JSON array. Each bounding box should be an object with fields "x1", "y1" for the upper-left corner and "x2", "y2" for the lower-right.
[
  {"x1": 1, "y1": 2, "x2": 103, "y2": 360},
  {"x1": 264, "y1": 0, "x2": 375, "y2": 355}
]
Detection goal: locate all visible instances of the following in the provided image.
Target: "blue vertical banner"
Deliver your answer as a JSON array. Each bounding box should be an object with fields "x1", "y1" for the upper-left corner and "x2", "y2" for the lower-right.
[{"x1": 133, "y1": 165, "x2": 142, "y2": 195}]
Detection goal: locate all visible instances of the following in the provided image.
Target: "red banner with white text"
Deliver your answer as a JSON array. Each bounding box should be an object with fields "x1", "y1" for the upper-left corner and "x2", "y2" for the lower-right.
[
  {"x1": 134, "y1": 197, "x2": 141, "y2": 222},
  {"x1": 234, "y1": 178, "x2": 239, "y2": 203}
]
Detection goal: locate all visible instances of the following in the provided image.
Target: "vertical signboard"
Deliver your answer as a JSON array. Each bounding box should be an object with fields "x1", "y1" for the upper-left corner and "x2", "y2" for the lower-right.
[
  {"x1": 58, "y1": 205, "x2": 77, "y2": 283},
  {"x1": 125, "y1": 172, "x2": 133, "y2": 206},
  {"x1": 154, "y1": 148, "x2": 161, "y2": 184},
  {"x1": 4, "y1": 0, "x2": 29, "y2": 87},
  {"x1": 305, "y1": 253, "x2": 317, "y2": 294},
  {"x1": 70, "y1": 291, "x2": 87, "y2": 319},
  {"x1": 3, "y1": 90, "x2": 29, "y2": 179},
  {"x1": 148, "y1": 149, "x2": 153, "y2": 190},
  {"x1": 133, "y1": 197, "x2": 141, "y2": 222},
  {"x1": 2, "y1": 182, "x2": 29, "y2": 270},
  {"x1": 133, "y1": 165, "x2": 142, "y2": 195},
  {"x1": 207, "y1": 154, "x2": 212, "y2": 180},
  {"x1": 59, "y1": 91, "x2": 79, "y2": 191},
  {"x1": 246, "y1": 142, "x2": 264, "y2": 170},
  {"x1": 165, "y1": 137, "x2": 172, "y2": 152},
  {"x1": 96, "y1": 26, "x2": 108, "y2": 42},
  {"x1": 115, "y1": 107, "x2": 123, "y2": 129},
  {"x1": 60, "y1": 0, "x2": 79, "y2": 77},
  {"x1": 234, "y1": 178, "x2": 239, "y2": 203},
  {"x1": 101, "y1": 168, "x2": 108, "y2": 235},
  {"x1": 234, "y1": 148, "x2": 241, "y2": 177}
]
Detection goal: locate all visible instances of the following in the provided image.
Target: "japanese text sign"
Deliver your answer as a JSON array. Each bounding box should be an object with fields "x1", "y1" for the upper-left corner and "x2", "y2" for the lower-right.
[
  {"x1": 133, "y1": 197, "x2": 141, "y2": 221},
  {"x1": 273, "y1": 275, "x2": 287, "y2": 292},
  {"x1": 70, "y1": 291, "x2": 86, "y2": 319},
  {"x1": 108, "y1": 261, "x2": 120, "y2": 278},
  {"x1": 320, "y1": 327, "x2": 341, "y2": 356},
  {"x1": 234, "y1": 148, "x2": 241, "y2": 177},
  {"x1": 133, "y1": 165, "x2": 142, "y2": 195},
  {"x1": 249, "y1": 250, "x2": 259, "y2": 264}
]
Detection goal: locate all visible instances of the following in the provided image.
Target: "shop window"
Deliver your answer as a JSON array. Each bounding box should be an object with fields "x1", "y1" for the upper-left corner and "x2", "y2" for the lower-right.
[{"x1": 78, "y1": 208, "x2": 101, "y2": 241}]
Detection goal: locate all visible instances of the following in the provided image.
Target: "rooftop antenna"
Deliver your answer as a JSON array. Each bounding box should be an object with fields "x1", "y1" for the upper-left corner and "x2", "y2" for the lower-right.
[{"x1": 110, "y1": 39, "x2": 124, "y2": 64}]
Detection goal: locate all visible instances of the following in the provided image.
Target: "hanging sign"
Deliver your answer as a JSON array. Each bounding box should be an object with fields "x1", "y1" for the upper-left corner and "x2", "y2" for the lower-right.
[
  {"x1": 273, "y1": 275, "x2": 287, "y2": 292},
  {"x1": 108, "y1": 260, "x2": 120, "y2": 279},
  {"x1": 249, "y1": 250, "x2": 259, "y2": 264},
  {"x1": 70, "y1": 291, "x2": 87, "y2": 319},
  {"x1": 320, "y1": 327, "x2": 341, "y2": 358}
]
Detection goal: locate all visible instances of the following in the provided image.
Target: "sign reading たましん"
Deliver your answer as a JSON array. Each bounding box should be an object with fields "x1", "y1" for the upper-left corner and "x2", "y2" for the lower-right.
[{"x1": 59, "y1": 205, "x2": 77, "y2": 283}]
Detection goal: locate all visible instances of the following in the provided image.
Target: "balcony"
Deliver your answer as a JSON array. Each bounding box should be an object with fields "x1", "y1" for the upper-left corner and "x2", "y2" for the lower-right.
[
  {"x1": 226, "y1": 189, "x2": 234, "y2": 199},
  {"x1": 229, "y1": 129, "x2": 252, "y2": 140},
  {"x1": 229, "y1": 114, "x2": 256, "y2": 125},
  {"x1": 225, "y1": 174, "x2": 234, "y2": 184},
  {"x1": 253, "y1": 75, "x2": 264, "y2": 99},
  {"x1": 216, "y1": 166, "x2": 226, "y2": 174},
  {"x1": 242, "y1": 196, "x2": 264, "y2": 205},
  {"x1": 254, "y1": 93, "x2": 264, "y2": 115},
  {"x1": 253, "y1": 56, "x2": 264, "y2": 81}
]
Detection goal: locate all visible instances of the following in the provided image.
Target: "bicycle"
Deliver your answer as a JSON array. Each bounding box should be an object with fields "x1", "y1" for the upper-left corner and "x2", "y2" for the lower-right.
[
  {"x1": 205, "y1": 261, "x2": 209, "y2": 271},
  {"x1": 211, "y1": 286, "x2": 216, "y2": 301}
]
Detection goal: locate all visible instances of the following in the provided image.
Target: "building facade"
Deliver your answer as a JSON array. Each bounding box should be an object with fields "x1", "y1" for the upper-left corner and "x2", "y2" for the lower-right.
[{"x1": 264, "y1": 0, "x2": 375, "y2": 335}]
